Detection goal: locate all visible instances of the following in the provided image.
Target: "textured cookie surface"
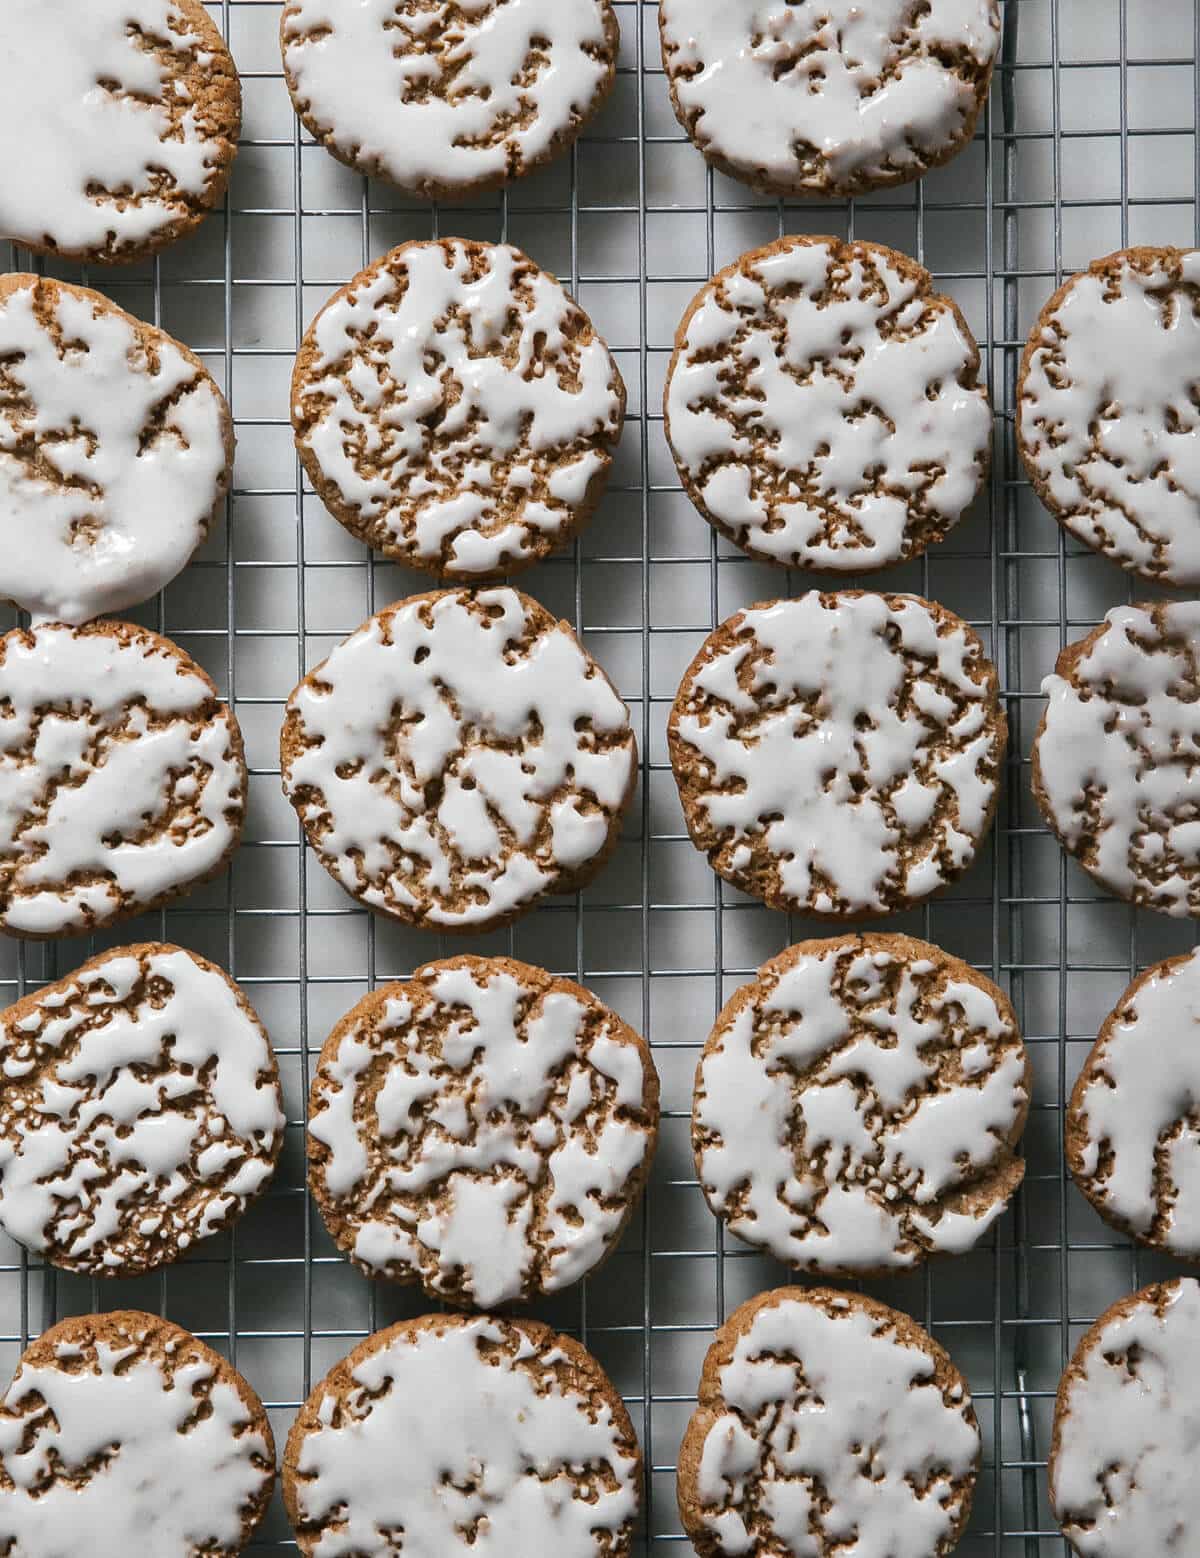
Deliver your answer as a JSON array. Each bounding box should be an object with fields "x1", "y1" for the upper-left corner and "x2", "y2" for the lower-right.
[
  {"x1": 1050, "y1": 1278, "x2": 1200, "y2": 1557},
  {"x1": 309, "y1": 955, "x2": 658, "y2": 1307},
  {"x1": 0, "y1": 0, "x2": 240, "y2": 263},
  {"x1": 0, "y1": 945, "x2": 283, "y2": 1276},
  {"x1": 0, "y1": 621, "x2": 246, "y2": 939},
  {"x1": 669, "y1": 592, "x2": 1005, "y2": 918},
  {"x1": 0, "y1": 276, "x2": 233, "y2": 625},
  {"x1": 281, "y1": 588, "x2": 636, "y2": 932},
  {"x1": 1032, "y1": 601, "x2": 1200, "y2": 917},
  {"x1": 1019, "y1": 248, "x2": 1200, "y2": 586},
  {"x1": 284, "y1": 1313, "x2": 640, "y2": 1556},
  {"x1": 678, "y1": 1286, "x2": 979, "y2": 1558},
  {"x1": 0, "y1": 1310, "x2": 274, "y2": 1557},
  {"x1": 665, "y1": 237, "x2": 990, "y2": 572},
  {"x1": 695, "y1": 935, "x2": 1028, "y2": 1276},
  {"x1": 659, "y1": 0, "x2": 1000, "y2": 198},
  {"x1": 1067, "y1": 948, "x2": 1200, "y2": 1258},
  {"x1": 281, "y1": 0, "x2": 617, "y2": 199},
  {"x1": 293, "y1": 240, "x2": 624, "y2": 578}
]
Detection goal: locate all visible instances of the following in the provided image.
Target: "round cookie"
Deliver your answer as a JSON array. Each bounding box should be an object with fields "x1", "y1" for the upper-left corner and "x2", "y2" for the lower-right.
[
  {"x1": 308, "y1": 954, "x2": 659, "y2": 1308},
  {"x1": 678, "y1": 1286, "x2": 980, "y2": 1558},
  {"x1": 668, "y1": 591, "x2": 1006, "y2": 919},
  {"x1": 292, "y1": 240, "x2": 625, "y2": 579},
  {"x1": 1050, "y1": 1277, "x2": 1200, "y2": 1557},
  {"x1": 281, "y1": 0, "x2": 618, "y2": 202},
  {"x1": 694, "y1": 934, "x2": 1029, "y2": 1277},
  {"x1": 0, "y1": 944, "x2": 284, "y2": 1276},
  {"x1": 0, "y1": 1310, "x2": 274, "y2": 1557},
  {"x1": 281, "y1": 587, "x2": 637, "y2": 933},
  {"x1": 665, "y1": 236, "x2": 991, "y2": 573},
  {"x1": 0, "y1": 275, "x2": 234, "y2": 625},
  {"x1": 659, "y1": 1, "x2": 1000, "y2": 200},
  {"x1": 0, "y1": 620, "x2": 246, "y2": 939},
  {"x1": 1032, "y1": 601, "x2": 1200, "y2": 918},
  {"x1": 1018, "y1": 247, "x2": 1200, "y2": 586},
  {"x1": 0, "y1": 0, "x2": 241, "y2": 264},
  {"x1": 283, "y1": 1312, "x2": 641, "y2": 1556},
  {"x1": 1066, "y1": 947, "x2": 1200, "y2": 1258}
]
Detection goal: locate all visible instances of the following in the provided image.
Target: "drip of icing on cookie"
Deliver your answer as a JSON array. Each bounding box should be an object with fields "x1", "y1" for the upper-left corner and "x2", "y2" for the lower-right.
[
  {"x1": 296, "y1": 241, "x2": 621, "y2": 572},
  {"x1": 0, "y1": 624, "x2": 244, "y2": 936},
  {"x1": 1073, "y1": 949, "x2": 1200, "y2": 1251},
  {"x1": 0, "y1": 948, "x2": 283, "y2": 1271},
  {"x1": 659, "y1": 0, "x2": 1000, "y2": 192},
  {"x1": 674, "y1": 593, "x2": 1000, "y2": 915},
  {"x1": 1036, "y1": 602, "x2": 1200, "y2": 917},
  {"x1": 666, "y1": 240, "x2": 990, "y2": 570},
  {"x1": 292, "y1": 1317, "x2": 639, "y2": 1554},
  {"x1": 310, "y1": 961, "x2": 652, "y2": 1306},
  {"x1": 0, "y1": 0, "x2": 222, "y2": 255},
  {"x1": 0, "y1": 1334, "x2": 271, "y2": 1557},
  {"x1": 0, "y1": 281, "x2": 228, "y2": 624},
  {"x1": 284, "y1": 589, "x2": 635, "y2": 928},
  {"x1": 1020, "y1": 250, "x2": 1200, "y2": 584},
  {"x1": 696, "y1": 942, "x2": 1026, "y2": 1271},
  {"x1": 695, "y1": 1293, "x2": 979, "y2": 1557},
  {"x1": 283, "y1": 0, "x2": 612, "y2": 193},
  {"x1": 1051, "y1": 1278, "x2": 1200, "y2": 1555}
]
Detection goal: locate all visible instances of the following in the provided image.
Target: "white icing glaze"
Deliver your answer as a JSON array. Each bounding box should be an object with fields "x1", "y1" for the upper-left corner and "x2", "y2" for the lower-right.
[
  {"x1": 1035, "y1": 601, "x2": 1200, "y2": 918},
  {"x1": 1019, "y1": 250, "x2": 1200, "y2": 585},
  {"x1": 0, "y1": 280, "x2": 229, "y2": 624},
  {"x1": 0, "y1": 1319, "x2": 271, "y2": 1557},
  {"x1": 0, "y1": 946, "x2": 283, "y2": 1273},
  {"x1": 659, "y1": 0, "x2": 1000, "y2": 195},
  {"x1": 283, "y1": 588, "x2": 635, "y2": 929},
  {"x1": 667, "y1": 239, "x2": 990, "y2": 571},
  {"x1": 692, "y1": 1291, "x2": 979, "y2": 1558},
  {"x1": 309, "y1": 958, "x2": 655, "y2": 1306},
  {"x1": 1051, "y1": 1278, "x2": 1200, "y2": 1556},
  {"x1": 295, "y1": 241, "x2": 622, "y2": 575},
  {"x1": 671, "y1": 592, "x2": 1002, "y2": 916},
  {"x1": 282, "y1": 0, "x2": 613, "y2": 195},
  {"x1": 290, "y1": 1316, "x2": 639, "y2": 1556},
  {"x1": 0, "y1": 623, "x2": 245, "y2": 937},
  {"x1": 696, "y1": 938, "x2": 1026, "y2": 1273},
  {"x1": 0, "y1": 0, "x2": 233, "y2": 258},
  {"x1": 1071, "y1": 948, "x2": 1200, "y2": 1254}
]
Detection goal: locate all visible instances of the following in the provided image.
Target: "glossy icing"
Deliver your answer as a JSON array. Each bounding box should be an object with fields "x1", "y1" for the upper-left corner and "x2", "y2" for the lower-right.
[
  {"x1": 282, "y1": 588, "x2": 636, "y2": 929},
  {"x1": 666, "y1": 238, "x2": 990, "y2": 570},
  {"x1": 309, "y1": 958, "x2": 656, "y2": 1306},
  {"x1": 0, "y1": 623, "x2": 245, "y2": 937},
  {"x1": 0, "y1": 0, "x2": 233, "y2": 258},
  {"x1": 1035, "y1": 601, "x2": 1200, "y2": 917},
  {"x1": 0, "y1": 946, "x2": 283, "y2": 1273},
  {"x1": 695, "y1": 937, "x2": 1027, "y2": 1272},
  {"x1": 660, "y1": 0, "x2": 1000, "y2": 195},
  {"x1": 282, "y1": 0, "x2": 613, "y2": 194},
  {"x1": 691, "y1": 1290, "x2": 979, "y2": 1557},
  {"x1": 0, "y1": 1315, "x2": 272, "y2": 1557},
  {"x1": 1020, "y1": 249, "x2": 1200, "y2": 585},
  {"x1": 294, "y1": 241, "x2": 622, "y2": 575},
  {"x1": 671, "y1": 592, "x2": 1003, "y2": 916},
  {"x1": 0, "y1": 280, "x2": 228, "y2": 624},
  {"x1": 289, "y1": 1316, "x2": 640, "y2": 1555},
  {"x1": 1051, "y1": 1279, "x2": 1200, "y2": 1556}
]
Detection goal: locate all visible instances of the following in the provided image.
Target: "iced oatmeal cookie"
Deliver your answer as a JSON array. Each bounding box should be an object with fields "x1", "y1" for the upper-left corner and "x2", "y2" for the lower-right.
[
  {"x1": 694, "y1": 934, "x2": 1029, "y2": 1276},
  {"x1": 292, "y1": 240, "x2": 624, "y2": 578},
  {"x1": 669, "y1": 591, "x2": 1005, "y2": 918}
]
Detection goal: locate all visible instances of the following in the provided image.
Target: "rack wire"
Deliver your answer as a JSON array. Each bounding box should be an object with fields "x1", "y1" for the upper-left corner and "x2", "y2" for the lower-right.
[{"x1": 4, "y1": 0, "x2": 1200, "y2": 1550}]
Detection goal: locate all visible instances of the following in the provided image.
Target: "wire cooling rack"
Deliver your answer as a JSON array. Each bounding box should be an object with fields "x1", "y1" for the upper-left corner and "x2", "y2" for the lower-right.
[{"x1": 5, "y1": 1, "x2": 1200, "y2": 1551}]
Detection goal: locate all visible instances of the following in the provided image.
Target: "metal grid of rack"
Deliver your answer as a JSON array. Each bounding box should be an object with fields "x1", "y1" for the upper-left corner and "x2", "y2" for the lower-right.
[{"x1": 4, "y1": 1, "x2": 1200, "y2": 1550}]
